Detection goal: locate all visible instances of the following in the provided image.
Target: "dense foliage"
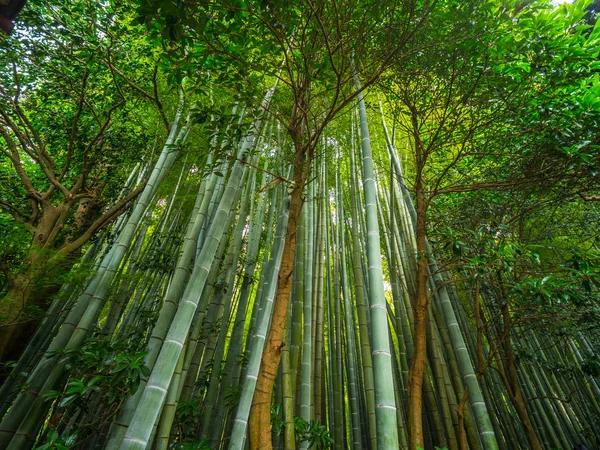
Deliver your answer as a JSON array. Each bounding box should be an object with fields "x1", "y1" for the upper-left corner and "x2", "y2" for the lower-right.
[{"x1": 1, "y1": 1, "x2": 599, "y2": 450}]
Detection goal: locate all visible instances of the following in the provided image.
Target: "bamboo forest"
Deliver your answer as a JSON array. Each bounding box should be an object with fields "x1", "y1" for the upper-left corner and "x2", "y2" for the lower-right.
[{"x1": 2, "y1": 1, "x2": 600, "y2": 449}]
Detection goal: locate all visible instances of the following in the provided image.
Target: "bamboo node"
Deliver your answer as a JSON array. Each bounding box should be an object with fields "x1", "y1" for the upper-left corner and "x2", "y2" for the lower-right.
[
  {"x1": 148, "y1": 384, "x2": 168, "y2": 393},
  {"x1": 164, "y1": 339, "x2": 183, "y2": 349},
  {"x1": 370, "y1": 304, "x2": 386, "y2": 310},
  {"x1": 123, "y1": 436, "x2": 148, "y2": 445},
  {"x1": 376, "y1": 403, "x2": 397, "y2": 410}
]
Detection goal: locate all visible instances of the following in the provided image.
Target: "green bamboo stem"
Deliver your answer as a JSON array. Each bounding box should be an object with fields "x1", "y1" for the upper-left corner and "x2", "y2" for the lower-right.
[
  {"x1": 324, "y1": 204, "x2": 336, "y2": 435},
  {"x1": 154, "y1": 345, "x2": 186, "y2": 450},
  {"x1": 228, "y1": 193, "x2": 291, "y2": 450},
  {"x1": 338, "y1": 179, "x2": 362, "y2": 450},
  {"x1": 290, "y1": 195, "x2": 305, "y2": 382},
  {"x1": 199, "y1": 187, "x2": 251, "y2": 443},
  {"x1": 348, "y1": 138, "x2": 377, "y2": 449},
  {"x1": 353, "y1": 68, "x2": 399, "y2": 450},
  {"x1": 104, "y1": 170, "x2": 217, "y2": 448},
  {"x1": 331, "y1": 173, "x2": 344, "y2": 450},
  {"x1": 210, "y1": 168, "x2": 263, "y2": 443},
  {"x1": 1, "y1": 103, "x2": 188, "y2": 449},
  {"x1": 313, "y1": 163, "x2": 326, "y2": 423},
  {"x1": 281, "y1": 301, "x2": 296, "y2": 450},
  {"x1": 118, "y1": 101, "x2": 271, "y2": 448},
  {"x1": 299, "y1": 180, "x2": 315, "y2": 446},
  {"x1": 247, "y1": 185, "x2": 279, "y2": 340}
]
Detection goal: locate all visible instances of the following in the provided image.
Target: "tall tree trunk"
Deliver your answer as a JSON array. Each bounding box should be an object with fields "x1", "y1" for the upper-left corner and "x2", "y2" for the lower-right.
[
  {"x1": 408, "y1": 174, "x2": 429, "y2": 450},
  {"x1": 248, "y1": 144, "x2": 307, "y2": 450},
  {"x1": 0, "y1": 247, "x2": 75, "y2": 364},
  {"x1": 0, "y1": 270, "x2": 38, "y2": 363}
]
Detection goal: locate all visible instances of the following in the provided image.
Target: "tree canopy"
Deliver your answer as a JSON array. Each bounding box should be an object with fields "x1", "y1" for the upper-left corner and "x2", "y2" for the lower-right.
[{"x1": 1, "y1": 1, "x2": 600, "y2": 450}]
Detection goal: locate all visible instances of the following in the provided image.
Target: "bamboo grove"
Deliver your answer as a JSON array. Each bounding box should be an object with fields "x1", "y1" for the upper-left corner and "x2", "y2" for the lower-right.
[{"x1": 1, "y1": 1, "x2": 600, "y2": 450}]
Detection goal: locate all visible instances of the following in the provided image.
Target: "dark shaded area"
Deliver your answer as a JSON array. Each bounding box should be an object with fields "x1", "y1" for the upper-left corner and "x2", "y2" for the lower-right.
[{"x1": 0, "y1": 0, "x2": 27, "y2": 34}]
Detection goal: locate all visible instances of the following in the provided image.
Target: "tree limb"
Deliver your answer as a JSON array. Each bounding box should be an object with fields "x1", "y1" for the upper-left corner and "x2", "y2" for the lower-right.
[
  {"x1": 0, "y1": 199, "x2": 31, "y2": 226},
  {"x1": 577, "y1": 192, "x2": 600, "y2": 202},
  {"x1": 56, "y1": 179, "x2": 147, "y2": 257},
  {"x1": 60, "y1": 69, "x2": 90, "y2": 182}
]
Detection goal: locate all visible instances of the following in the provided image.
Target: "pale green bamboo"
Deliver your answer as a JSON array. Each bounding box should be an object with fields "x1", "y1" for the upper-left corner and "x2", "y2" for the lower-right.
[
  {"x1": 433, "y1": 282, "x2": 498, "y2": 450},
  {"x1": 154, "y1": 346, "x2": 185, "y2": 450},
  {"x1": 290, "y1": 197, "x2": 305, "y2": 381},
  {"x1": 338, "y1": 179, "x2": 362, "y2": 450},
  {"x1": 348, "y1": 137, "x2": 377, "y2": 449},
  {"x1": 178, "y1": 202, "x2": 242, "y2": 403},
  {"x1": 247, "y1": 185, "x2": 279, "y2": 339},
  {"x1": 299, "y1": 181, "x2": 315, "y2": 447},
  {"x1": 179, "y1": 167, "x2": 251, "y2": 404},
  {"x1": 353, "y1": 69, "x2": 399, "y2": 450},
  {"x1": 199, "y1": 187, "x2": 251, "y2": 443},
  {"x1": 1, "y1": 103, "x2": 188, "y2": 449},
  {"x1": 375, "y1": 190, "x2": 409, "y2": 448},
  {"x1": 431, "y1": 297, "x2": 481, "y2": 450},
  {"x1": 101, "y1": 219, "x2": 150, "y2": 336},
  {"x1": 228, "y1": 193, "x2": 291, "y2": 450},
  {"x1": 332, "y1": 170, "x2": 344, "y2": 450},
  {"x1": 384, "y1": 173, "x2": 409, "y2": 406},
  {"x1": 209, "y1": 167, "x2": 262, "y2": 442},
  {"x1": 282, "y1": 301, "x2": 296, "y2": 450},
  {"x1": 324, "y1": 204, "x2": 336, "y2": 435},
  {"x1": 104, "y1": 166, "x2": 220, "y2": 449},
  {"x1": 118, "y1": 106, "x2": 270, "y2": 448},
  {"x1": 211, "y1": 171, "x2": 270, "y2": 444},
  {"x1": 313, "y1": 163, "x2": 326, "y2": 423},
  {"x1": 115, "y1": 210, "x2": 183, "y2": 339}
]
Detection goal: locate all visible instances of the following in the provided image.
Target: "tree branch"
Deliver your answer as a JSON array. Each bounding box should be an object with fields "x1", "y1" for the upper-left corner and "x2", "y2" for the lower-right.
[
  {"x1": 0, "y1": 199, "x2": 31, "y2": 226},
  {"x1": 57, "y1": 179, "x2": 147, "y2": 257},
  {"x1": 0, "y1": 127, "x2": 40, "y2": 200},
  {"x1": 577, "y1": 192, "x2": 600, "y2": 202},
  {"x1": 60, "y1": 69, "x2": 90, "y2": 182}
]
